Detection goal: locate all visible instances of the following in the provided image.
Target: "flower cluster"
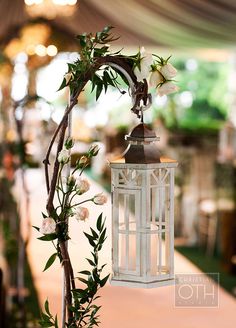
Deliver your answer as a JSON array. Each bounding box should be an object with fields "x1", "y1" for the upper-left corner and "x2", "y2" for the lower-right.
[
  {"x1": 134, "y1": 47, "x2": 178, "y2": 97},
  {"x1": 40, "y1": 140, "x2": 107, "y2": 235}
]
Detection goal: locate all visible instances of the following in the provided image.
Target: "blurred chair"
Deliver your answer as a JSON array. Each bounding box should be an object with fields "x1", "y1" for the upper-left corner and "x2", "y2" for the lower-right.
[{"x1": 198, "y1": 199, "x2": 218, "y2": 256}]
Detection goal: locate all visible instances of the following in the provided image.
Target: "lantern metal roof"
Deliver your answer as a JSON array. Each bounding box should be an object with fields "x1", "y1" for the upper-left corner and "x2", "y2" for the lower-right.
[
  {"x1": 124, "y1": 123, "x2": 161, "y2": 164},
  {"x1": 109, "y1": 123, "x2": 177, "y2": 166}
]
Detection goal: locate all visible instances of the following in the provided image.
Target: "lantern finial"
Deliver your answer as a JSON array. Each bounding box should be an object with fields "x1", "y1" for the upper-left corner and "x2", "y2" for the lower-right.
[{"x1": 124, "y1": 123, "x2": 161, "y2": 163}]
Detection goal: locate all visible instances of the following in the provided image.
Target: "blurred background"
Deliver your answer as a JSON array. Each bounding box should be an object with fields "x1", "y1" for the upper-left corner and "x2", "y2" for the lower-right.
[{"x1": 0, "y1": 0, "x2": 236, "y2": 327}]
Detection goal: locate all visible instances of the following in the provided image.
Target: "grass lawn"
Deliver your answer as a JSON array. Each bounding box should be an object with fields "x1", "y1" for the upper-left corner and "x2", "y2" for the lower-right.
[{"x1": 176, "y1": 245, "x2": 236, "y2": 297}]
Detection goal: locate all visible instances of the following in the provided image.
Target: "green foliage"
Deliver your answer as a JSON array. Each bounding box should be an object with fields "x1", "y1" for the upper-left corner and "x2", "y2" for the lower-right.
[
  {"x1": 43, "y1": 253, "x2": 57, "y2": 272},
  {"x1": 39, "y1": 214, "x2": 109, "y2": 328},
  {"x1": 38, "y1": 137, "x2": 109, "y2": 327},
  {"x1": 58, "y1": 26, "x2": 138, "y2": 101},
  {"x1": 70, "y1": 213, "x2": 109, "y2": 327},
  {"x1": 39, "y1": 300, "x2": 58, "y2": 328}
]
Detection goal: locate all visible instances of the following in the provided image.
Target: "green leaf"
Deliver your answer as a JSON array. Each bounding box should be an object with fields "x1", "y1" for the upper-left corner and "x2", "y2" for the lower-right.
[
  {"x1": 42, "y1": 212, "x2": 47, "y2": 218},
  {"x1": 68, "y1": 63, "x2": 77, "y2": 70},
  {"x1": 38, "y1": 233, "x2": 57, "y2": 241},
  {"x1": 91, "y1": 252, "x2": 98, "y2": 265},
  {"x1": 103, "y1": 70, "x2": 115, "y2": 87},
  {"x1": 91, "y1": 74, "x2": 101, "y2": 93},
  {"x1": 96, "y1": 213, "x2": 103, "y2": 231},
  {"x1": 79, "y1": 270, "x2": 91, "y2": 275},
  {"x1": 98, "y1": 228, "x2": 106, "y2": 244},
  {"x1": 55, "y1": 315, "x2": 58, "y2": 328},
  {"x1": 86, "y1": 258, "x2": 95, "y2": 266},
  {"x1": 100, "y1": 274, "x2": 110, "y2": 287},
  {"x1": 96, "y1": 83, "x2": 103, "y2": 101},
  {"x1": 57, "y1": 78, "x2": 67, "y2": 91},
  {"x1": 76, "y1": 34, "x2": 86, "y2": 47},
  {"x1": 79, "y1": 277, "x2": 88, "y2": 285},
  {"x1": 44, "y1": 300, "x2": 51, "y2": 316},
  {"x1": 41, "y1": 312, "x2": 50, "y2": 321},
  {"x1": 90, "y1": 228, "x2": 98, "y2": 239},
  {"x1": 32, "y1": 225, "x2": 40, "y2": 232},
  {"x1": 43, "y1": 253, "x2": 57, "y2": 272},
  {"x1": 38, "y1": 321, "x2": 54, "y2": 328},
  {"x1": 84, "y1": 232, "x2": 96, "y2": 247},
  {"x1": 102, "y1": 26, "x2": 114, "y2": 34}
]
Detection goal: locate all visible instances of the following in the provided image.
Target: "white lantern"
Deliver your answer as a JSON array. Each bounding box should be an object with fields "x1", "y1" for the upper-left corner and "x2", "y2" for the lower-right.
[{"x1": 110, "y1": 123, "x2": 178, "y2": 288}]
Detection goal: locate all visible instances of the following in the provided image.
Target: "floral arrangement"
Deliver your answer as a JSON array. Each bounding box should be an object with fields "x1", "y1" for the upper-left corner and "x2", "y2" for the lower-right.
[
  {"x1": 133, "y1": 47, "x2": 178, "y2": 96},
  {"x1": 37, "y1": 26, "x2": 178, "y2": 327},
  {"x1": 36, "y1": 141, "x2": 109, "y2": 328}
]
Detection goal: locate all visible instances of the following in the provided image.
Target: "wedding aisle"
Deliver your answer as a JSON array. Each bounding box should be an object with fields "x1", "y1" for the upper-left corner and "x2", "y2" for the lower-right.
[{"x1": 24, "y1": 168, "x2": 236, "y2": 328}]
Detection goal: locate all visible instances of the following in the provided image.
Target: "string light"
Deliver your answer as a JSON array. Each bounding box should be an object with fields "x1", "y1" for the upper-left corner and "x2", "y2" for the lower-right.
[
  {"x1": 24, "y1": 0, "x2": 78, "y2": 18},
  {"x1": 35, "y1": 44, "x2": 47, "y2": 57},
  {"x1": 46, "y1": 45, "x2": 58, "y2": 57}
]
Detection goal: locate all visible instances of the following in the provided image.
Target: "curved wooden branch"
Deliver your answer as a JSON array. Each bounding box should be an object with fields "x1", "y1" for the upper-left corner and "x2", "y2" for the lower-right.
[
  {"x1": 42, "y1": 54, "x2": 151, "y2": 325},
  {"x1": 44, "y1": 54, "x2": 150, "y2": 215}
]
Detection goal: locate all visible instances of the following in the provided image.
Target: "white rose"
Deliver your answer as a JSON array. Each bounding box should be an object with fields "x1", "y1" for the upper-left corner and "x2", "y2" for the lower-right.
[
  {"x1": 65, "y1": 72, "x2": 72, "y2": 84},
  {"x1": 134, "y1": 47, "x2": 153, "y2": 82},
  {"x1": 93, "y1": 193, "x2": 107, "y2": 205},
  {"x1": 76, "y1": 177, "x2": 90, "y2": 195},
  {"x1": 40, "y1": 217, "x2": 56, "y2": 235},
  {"x1": 75, "y1": 206, "x2": 89, "y2": 221},
  {"x1": 160, "y1": 63, "x2": 177, "y2": 80},
  {"x1": 149, "y1": 70, "x2": 164, "y2": 88},
  {"x1": 157, "y1": 82, "x2": 179, "y2": 97},
  {"x1": 58, "y1": 149, "x2": 70, "y2": 163}
]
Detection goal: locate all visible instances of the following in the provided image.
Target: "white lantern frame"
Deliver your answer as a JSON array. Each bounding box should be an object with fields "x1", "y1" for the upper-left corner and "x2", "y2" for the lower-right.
[{"x1": 110, "y1": 158, "x2": 177, "y2": 288}]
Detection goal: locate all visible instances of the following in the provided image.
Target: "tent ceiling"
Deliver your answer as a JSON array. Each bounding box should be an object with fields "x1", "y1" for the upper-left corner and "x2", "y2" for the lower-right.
[{"x1": 1, "y1": 0, "x2": 236, "y2": 49}]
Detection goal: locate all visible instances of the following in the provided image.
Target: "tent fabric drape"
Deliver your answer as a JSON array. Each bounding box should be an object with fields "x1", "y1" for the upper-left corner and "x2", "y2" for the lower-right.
[
  {"x1": 1, "y1": 0, "x2": 236, "y2": 48},
  {"x1": 88, "y1": 0, "x2": 236, "y2": 48}
]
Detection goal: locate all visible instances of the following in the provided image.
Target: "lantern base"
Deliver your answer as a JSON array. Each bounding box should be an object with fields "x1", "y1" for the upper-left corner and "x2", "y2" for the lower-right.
[{"x1": 110, "y1": 277, "x2": 176, "y2": 288}]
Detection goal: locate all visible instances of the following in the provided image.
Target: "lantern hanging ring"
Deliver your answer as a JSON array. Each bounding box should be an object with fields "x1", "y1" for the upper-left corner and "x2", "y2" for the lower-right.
[{"x1": 107, "y1": 62, "x2": 152, "y2": 121}]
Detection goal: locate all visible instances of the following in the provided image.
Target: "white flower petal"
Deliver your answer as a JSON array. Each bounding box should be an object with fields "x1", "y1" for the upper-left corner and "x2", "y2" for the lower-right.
[
  {"x1": 160, "y1": 63, "x2": 177, "y2": 80},
  {"x1": 149, "y1": 70, "x2": 164, "y2": 88},
  {"x1": 75, "y1": 207, "x2": 89, "y2": 221},
  {"x1": 93, "y1": 193, "x2": 107, "y2": 205},
  {"x1": 157, "y1": 82, "x2": 179, "y2": 97},
  {"x1": 40, "y1": 217, "x2": 56, "y2": 235},
  {"x1": 58, "y1": 149, "x2": 70, "y2": 163}
]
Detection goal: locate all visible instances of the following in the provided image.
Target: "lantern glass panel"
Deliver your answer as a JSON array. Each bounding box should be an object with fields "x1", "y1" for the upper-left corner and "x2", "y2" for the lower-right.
[{"x1": 117, "y1": 190, "x2": 140, "y2": 275}]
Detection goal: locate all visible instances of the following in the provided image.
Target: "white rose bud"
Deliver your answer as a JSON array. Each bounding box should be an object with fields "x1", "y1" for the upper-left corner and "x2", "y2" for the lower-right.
[
  {"x1": 149, "y1": 70, "x2": 164, "y2": 88},
  {"x1": 134, "y1": 47, "x2": 153, "y2": 82},
  {"x1": 65, "y1": 137, "x2": 74, "y2": 150},
  {"x1": 40, "y1": 217, "x2": 56, "y2": 235},
  {"x1": 76, "y1": 177, "x2": 90, "y2": 195},
  {"x1": 67, "y1": 175, "x2": 76, "y2": 187},
  {"x1": 157, "y1": 81, "x2": 179, "y2": 97},
  {"x1": 78, "y1": 155, "x2": 88, "y2": 167},
  {"x1": 75, "y1": 206, "x2": 89, "y2": 221},
  {"x1": 160, "y1": 63, "x2": 177, "y2": 80},
  {"x1": 93, "y1": 193, "x2": 107, "y2": 205},
  {"x1": 88, "y1": 144, "x2": 99, "y2": 157},
  {"x1": 65, "y1": 72, "x2": 72, "y2": 84},
  {"x1": 58, "y1": 149, "x2": 70, "y2": 164}
]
